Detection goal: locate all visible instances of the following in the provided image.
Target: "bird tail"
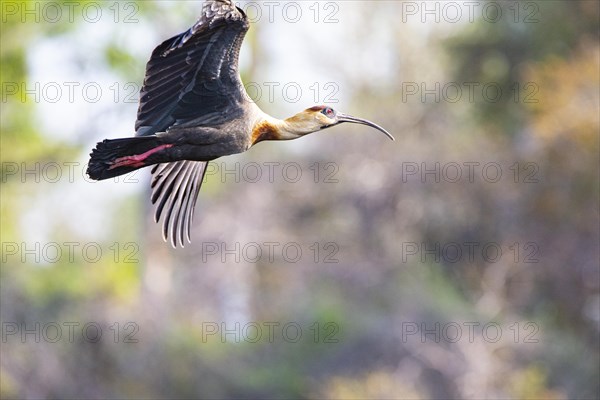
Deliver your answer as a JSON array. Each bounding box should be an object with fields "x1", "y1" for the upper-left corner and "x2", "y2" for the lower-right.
[{"x1": 87, "y1": 136, "x2": 172, "y2": 180}]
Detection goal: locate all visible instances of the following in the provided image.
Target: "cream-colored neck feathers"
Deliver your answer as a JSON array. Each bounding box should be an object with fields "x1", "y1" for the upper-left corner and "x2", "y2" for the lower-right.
[
  {"x1": 250, "y1": 104, "x2": 331, "y2": 145},
  {"x1": 282, "y1": 112, "x2": 324, "y2": 137}
]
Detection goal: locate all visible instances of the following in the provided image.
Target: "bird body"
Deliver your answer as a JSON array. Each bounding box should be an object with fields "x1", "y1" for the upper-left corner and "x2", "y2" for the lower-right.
[{"x1": 88, "y1": 0, "x2": 394, "y2": 247}]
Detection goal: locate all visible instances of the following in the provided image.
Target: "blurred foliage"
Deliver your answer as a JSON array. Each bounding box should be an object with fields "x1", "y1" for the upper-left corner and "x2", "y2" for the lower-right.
[
  {"x1": 526, "y1": 42, "x2": 599, "y2": 144},
  {"x1": 1, "y1": 0, "x2": 599, "y2": 399},
  {"x1": 445, "y1": 0, "x2": 599, "y2": 134}
]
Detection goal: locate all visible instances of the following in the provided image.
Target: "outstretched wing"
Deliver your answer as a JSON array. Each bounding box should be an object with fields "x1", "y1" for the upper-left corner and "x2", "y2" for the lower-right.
[
  {"x1": 135, "y1": 0, "x2": 249, "y2": 247},
  {"x1": 135, "y1": 0, "x2": 249, "y2": 136}
]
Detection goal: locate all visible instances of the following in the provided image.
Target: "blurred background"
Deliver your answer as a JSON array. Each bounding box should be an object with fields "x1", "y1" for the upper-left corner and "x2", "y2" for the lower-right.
[{"x1": 1, "y1": 0, "x2": 599, "y2": 398}]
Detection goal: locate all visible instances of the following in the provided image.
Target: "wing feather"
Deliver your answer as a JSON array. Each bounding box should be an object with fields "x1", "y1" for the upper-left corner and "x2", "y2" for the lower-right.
[
  {"x1": 151, "y1": 161, "x2": 209, "y2": 248},
  {"x1": 165, "y1": 164, "x2": 195, "y2": 247},
  {"x1": 136, "y1": 0, "x2": 249, "y2": 247},
  {"x1": 135, "y1": 0, "x2": 249, "y2": 136}
]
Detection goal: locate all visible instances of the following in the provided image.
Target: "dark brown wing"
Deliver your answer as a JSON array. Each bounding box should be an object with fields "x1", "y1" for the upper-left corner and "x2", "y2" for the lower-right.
[
  {"x1": 135, "y1": 0, "x2": 249, "y2": 136},
  {"x1": 135, "y1": 0, "x2": 249, "y2": 247}
]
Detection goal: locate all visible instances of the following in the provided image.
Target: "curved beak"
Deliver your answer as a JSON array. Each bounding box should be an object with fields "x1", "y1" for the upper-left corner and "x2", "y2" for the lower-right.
[{"x1": 337, "y1": 113, "x2": 395, "y2": 141}]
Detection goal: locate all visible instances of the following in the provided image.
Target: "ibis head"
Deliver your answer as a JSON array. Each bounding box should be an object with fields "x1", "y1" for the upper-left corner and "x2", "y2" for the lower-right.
[{"x1": 280, "y1": 105, "x2": 395, "y2": 141}]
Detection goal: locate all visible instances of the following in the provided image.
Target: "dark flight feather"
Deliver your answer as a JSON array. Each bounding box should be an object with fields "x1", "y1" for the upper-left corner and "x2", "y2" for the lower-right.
[{"x1": 135, "y1": 0, "x2": 249, "y2": 247}]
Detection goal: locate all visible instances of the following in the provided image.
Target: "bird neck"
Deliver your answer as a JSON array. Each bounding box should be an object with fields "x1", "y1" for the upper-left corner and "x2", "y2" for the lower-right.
[
  {"x1": 251, "y1": 114, "x2": 315, "y2": 144},
  {"x1": 282, "y1": 114, "x2": 320, "y2": 137}
]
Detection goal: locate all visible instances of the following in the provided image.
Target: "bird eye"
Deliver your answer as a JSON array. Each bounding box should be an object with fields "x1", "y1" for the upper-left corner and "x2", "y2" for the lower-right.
[{"x1": 322, "y1": 107, "x2": 336, "y2": 118}]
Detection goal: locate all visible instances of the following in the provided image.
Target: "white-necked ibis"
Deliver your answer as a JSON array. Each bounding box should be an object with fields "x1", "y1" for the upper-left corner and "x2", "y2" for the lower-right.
[{"x1": 88, "y1": 0, "x2": 394, "y2": 247}]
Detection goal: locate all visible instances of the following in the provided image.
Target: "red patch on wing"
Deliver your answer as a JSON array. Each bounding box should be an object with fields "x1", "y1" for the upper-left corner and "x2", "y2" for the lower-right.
[{"x1": 109, "y1": 144, "x2": 173, "y2": 170}]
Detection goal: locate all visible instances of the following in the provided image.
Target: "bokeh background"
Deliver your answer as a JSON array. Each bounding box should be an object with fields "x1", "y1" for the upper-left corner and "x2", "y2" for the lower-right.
[{"x1": 1, "y1": 0, "x2": 599, "y2": 398}]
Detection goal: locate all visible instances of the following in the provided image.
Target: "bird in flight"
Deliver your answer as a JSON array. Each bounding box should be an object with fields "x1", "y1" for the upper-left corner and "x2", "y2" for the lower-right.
[{"x1": 88, "y1": 0, "x2": 394, "y2": 248}]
